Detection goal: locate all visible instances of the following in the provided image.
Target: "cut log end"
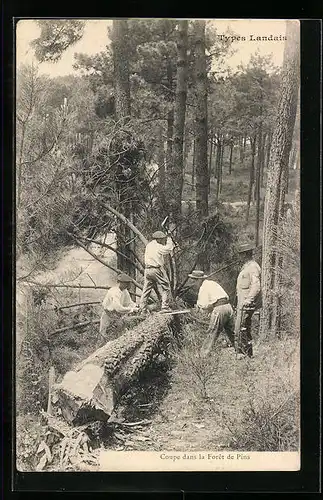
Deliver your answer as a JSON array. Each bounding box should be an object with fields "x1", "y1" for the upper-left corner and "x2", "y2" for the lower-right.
[{"x1": 52, "y1": 313, "x2": 181, "y2": 426}]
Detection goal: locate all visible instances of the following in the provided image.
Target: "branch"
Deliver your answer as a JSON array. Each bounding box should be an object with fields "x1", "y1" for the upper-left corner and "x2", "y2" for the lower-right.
[
  {"x1": 23, "y1": 165, "x2": 62, "y2": 210},
  {"x1": 69, "y1": 233, "x2": 143, "y2": 290},
  {"x1": 20, "y1": 120, "x2": 66, "y2": 167},
  {"x1": 93, "y1": 196, "x2": 149, "y2": 246},
  {"x1": 48, "y1": 319, "x2": 100, "y2": 336},
  {"x1": 56, "y1": 301, "x2": 101, "y2": 310},
  {"x1": 23, "y1": 280, "x2": 111, "y2": 290},
  {"x1": 175, "y1": 253, "x2": 201, "y2": 296},
  {"x1": 77, "y1": 235, "x2": 145, "y2": 274},
  {"x1": 49, "y1": 314, "x2": 143, "y2": 337},
  {"x1": 23, "y1": 280, "x2": 144, "y2": 298}
]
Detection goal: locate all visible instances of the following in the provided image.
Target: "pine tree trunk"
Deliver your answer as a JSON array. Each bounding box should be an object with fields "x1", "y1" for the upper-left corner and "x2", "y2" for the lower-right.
[
  {"x1": 219, "y1": 139, "x2": 224, "y2": 193},
  {"x1": 271, "y1": 158, "x2": 289, "y2": 337},
  {"x1": 194, "y1": 20, "x2": 208, "y2": 218},
  {"x1": 158, "y1": 134, "x2": 166, "y2": 210},
  {"x1": 260, "y1": 132, "x2": 266, "y2": 188},
  {"x1": 265, "y1": 130, "x2": 272, "y2": 170},
  {"x1": 193, "y1": 20, "x2": 208, "y2": 271},
  {"x1": 112, "y1": 20, "x2": 136, "y2": 288},
  {"x1": 52, "y1": 314, "x2": 180, "y2": 425},
  {"x1": 191, "y1": 139, "x2": 196, "y2": 189},
  {"x1": 239, "y1": 136, "x2": 244, "y2": 167},
  {"x1": 215, "y1": 138, "x2": 221, "y2": 201},
  {"x1": 183, "y1": 132, "x2": 190, "y2": 174},
  {"x1": 112, "y1": 20, "x2": 131, "y2": 121},
  {"x1": 166, "y1": 110, "x2": 174, "y2": 175},
  {"x1": 170, "y1": 20, "x2": 188, "y2": 224},
  {"x1": 260, "y1": 21, "x2": 300, "y2": 340},
  {"x1": 246, "y1": 135, "x2": 256, "y2": 223},
  {"x1": 255, "y1": 126, "x2": 263, "y2": 246},
  {"x1": 229, "y1": 140, "x2": 233, "y2": 174},
  {"x1": 208, "y1": 139, "x2": 213, "y2": 193}
]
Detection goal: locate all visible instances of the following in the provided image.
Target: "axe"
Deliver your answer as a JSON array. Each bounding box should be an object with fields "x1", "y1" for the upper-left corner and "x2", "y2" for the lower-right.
[{"x1": 161, "y1": 216, "x2": 179, "y2": 248}]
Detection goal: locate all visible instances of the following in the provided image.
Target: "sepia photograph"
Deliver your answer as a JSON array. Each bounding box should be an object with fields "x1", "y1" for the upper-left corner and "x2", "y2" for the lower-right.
[{"x1": 15, "y1": 18, "x2": 300, "y2": 472}]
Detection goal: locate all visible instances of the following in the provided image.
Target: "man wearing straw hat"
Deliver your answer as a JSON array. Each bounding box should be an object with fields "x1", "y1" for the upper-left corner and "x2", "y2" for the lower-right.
[
  {"x1": 188, "y1": 270, "x2": 235, "y2": 356},
  {"x1": 235, "y1": 243, "x2": 262, "y2": 359},
  {"x1": 99, "y1": 273, "x2": 139, "y2": 340}
]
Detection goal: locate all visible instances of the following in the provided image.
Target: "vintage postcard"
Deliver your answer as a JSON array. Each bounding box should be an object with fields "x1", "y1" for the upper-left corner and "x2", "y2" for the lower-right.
[{"x1": 15, "y1": 18, "x2": 300, "y2": 473}]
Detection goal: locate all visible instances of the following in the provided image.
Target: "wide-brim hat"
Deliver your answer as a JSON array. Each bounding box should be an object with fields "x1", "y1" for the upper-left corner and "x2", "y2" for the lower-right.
[
  {"x1": 152, "y1": 230, "x2": 167, "y2": 239},
  {"x1": 237, "y1": 243, "x2": 255, "y2": 253},
  {"x1": 117, "y1": 273, "x2": 133, "y2": 283},
  {"x1": 188, "y1": 270, "x2": 208, "y2": 279}
]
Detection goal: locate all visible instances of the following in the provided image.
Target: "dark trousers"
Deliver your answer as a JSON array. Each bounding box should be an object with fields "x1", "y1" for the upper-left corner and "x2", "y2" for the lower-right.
[{"x1": 235, "y1": 307, "x2": 254, "y2": 357}]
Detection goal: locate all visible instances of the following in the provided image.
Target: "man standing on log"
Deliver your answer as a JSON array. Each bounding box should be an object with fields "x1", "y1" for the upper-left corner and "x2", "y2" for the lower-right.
[
  {"x1": 188, "y1": 270, "x2": 235, "y2": 356},
  {"x1": 99, "y1": 273, "x2": 138, "y2": 340},
  {"x1": 139, "y1": 231, "x2": 174, "y2": 312},
  {"x1": 235, "y1": 243, "x2": 262, "y2": 359}
]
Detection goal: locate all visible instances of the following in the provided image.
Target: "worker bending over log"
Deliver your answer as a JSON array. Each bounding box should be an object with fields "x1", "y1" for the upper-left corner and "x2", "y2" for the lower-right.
[
  {"x1": 139, "y1": 231, "x2": 174, "y2": 313},
  {"x1": 188, "y1": 270, "x2": 235, "y2": 356},
  {"x1": 99, "y1": 273, "x2": 139, "y2": 341}
]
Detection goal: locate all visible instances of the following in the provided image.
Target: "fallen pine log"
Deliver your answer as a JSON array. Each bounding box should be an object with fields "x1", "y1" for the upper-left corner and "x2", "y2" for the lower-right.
[{"x1": 51, "y1": 313, "x2": 180, "y2": 426}]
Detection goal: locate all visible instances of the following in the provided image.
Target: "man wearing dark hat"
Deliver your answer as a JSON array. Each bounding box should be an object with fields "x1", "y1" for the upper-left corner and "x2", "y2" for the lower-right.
[
  {"x1": 99, "y1": 273, "x2": 138, "y2": 339},
  {"x1": 235, "y1": 243, "x2": 262, "y2": 358},
  {"x1": 139, "y1": 231, "x2": 174, "y2": 312},
  {"x1": 188, "y1": 270, "x2": 235, "y2": 356}
]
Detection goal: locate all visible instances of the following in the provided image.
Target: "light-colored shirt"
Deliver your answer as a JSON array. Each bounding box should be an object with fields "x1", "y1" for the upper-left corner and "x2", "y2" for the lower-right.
[
  {"x1": 102, "y1": 286, "x2": 136, "y2": 313},
  {"x1": 196, "y1": 280, "x2": 228, "y2": 309},
  {"x1": 236, "y1": 260, "x2": 261, "y2": 306},
  {"x1": 144, "y1": 237, "x2": 174, "y2": 267}
]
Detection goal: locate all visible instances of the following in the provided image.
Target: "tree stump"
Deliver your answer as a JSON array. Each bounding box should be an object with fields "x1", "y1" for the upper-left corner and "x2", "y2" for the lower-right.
[{"x1": 51, "y1": 314, "x2": 180, "y2": 425}]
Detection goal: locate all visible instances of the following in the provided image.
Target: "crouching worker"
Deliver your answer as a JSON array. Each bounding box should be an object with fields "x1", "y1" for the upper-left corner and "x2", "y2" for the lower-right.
[
  {"x1": 188, "y1": 270, "x2": 235, "y2": 356},
  {"x1": 99, "y1": 273, "x2": 138, "y2": 341},
  {"x1": 139, "y1": 231, "x2": 174, "y2": 313},
  {"x1": 235, "y1": 243, "x2": 262, "y2": 359}
]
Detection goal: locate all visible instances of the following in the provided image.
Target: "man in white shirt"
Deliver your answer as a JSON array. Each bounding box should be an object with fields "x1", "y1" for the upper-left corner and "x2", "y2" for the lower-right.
[
  {"x1": 235, "y1": 243, "x2": 262, "y2": 358},
  {"x1": 188, "y1": 270, "x2": 235, "y2": 356},
  {"x1": 99, "y1": 273, "x2": 138, "y2": 340},
  {"x1": 139, "y1": 231, "x2": 174, "y2": 312}
]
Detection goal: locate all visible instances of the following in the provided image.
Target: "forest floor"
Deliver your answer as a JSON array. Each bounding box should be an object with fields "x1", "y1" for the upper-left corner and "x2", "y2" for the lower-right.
[
  {"x1": 93, "y1": 323, "x2": 299, "y2": 460},
  {"x1": 16, "y1": 320, "x2": 300, "y2": 472}
]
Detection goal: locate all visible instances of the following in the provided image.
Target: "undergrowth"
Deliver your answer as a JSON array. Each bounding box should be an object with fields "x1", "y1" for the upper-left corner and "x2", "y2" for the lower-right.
[{"x1": 167, "y1": 318, "x2": 300, "y2": 451}]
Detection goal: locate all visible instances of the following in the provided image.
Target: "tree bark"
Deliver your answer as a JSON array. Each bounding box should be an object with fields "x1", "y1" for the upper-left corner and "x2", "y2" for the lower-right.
[
  {"x1": 239, "y1": 135, "x2": 245, "y2": 167},
  {"x1": 255, "y1": 126, "x2": 263, "y2": 246},
  {"x1": 265, "y1": 130, "x2": 272, "y2": 170},
  {"x1": 191, "y1": 139, "x2": 196, "y2": 189},
  {"x1": 183, "y1": 132, "x2": 190, "y2": 174},
  {"x1": 219, "y1": 137, "x2": 224, "y2": 193},
  {"x1": 243, "y1": 135, "x2": 247, "y2": 152},
  {"x1": 158, "y1": 135, "x2": 166, "y2": 210},
  {"x1": 260, "y1": 21, "x2": 300, "y2": 340},
  {"x1": 215, "y1": 138, "x2": 221, "y2": 201},
  {"x1": 112, "y1": 20, "x2": 131, "y2": 121},
  {"x1": 246, "y1": 135, "x2": 256, "y2": 222},
  {"x1": 170, "y1": 20, "x2": 188, "y2": 224},
  {"x1": 112, "y1": 20, "x2": 136, "y2": 288},
  {"x1": 52, "y1": 314, "x2": 180, "y2": 425},
  {"x1": 208, "y1": 138, "x2": 213, "y2": 193},
  {"x1": 229, "y1": 139, "x2": 233, "y2": 175},
  {"x1": 193, "y1": 20, "x2": 208, "y2": 219},
  {"x1": 166, "y1": 111, "x2": 174, "y2": 174},
  {"x1": 260, "y1": 132, "x2": 266, "y2": 188},
  {"x1": 270, "y1": 156, "x2": 289, "y2": 337}
]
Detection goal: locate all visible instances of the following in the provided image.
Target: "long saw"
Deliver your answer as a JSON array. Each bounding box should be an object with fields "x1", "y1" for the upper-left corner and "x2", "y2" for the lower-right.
[{"x1": 158, "y1": 309, "x2": 191, "y2": 315}]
